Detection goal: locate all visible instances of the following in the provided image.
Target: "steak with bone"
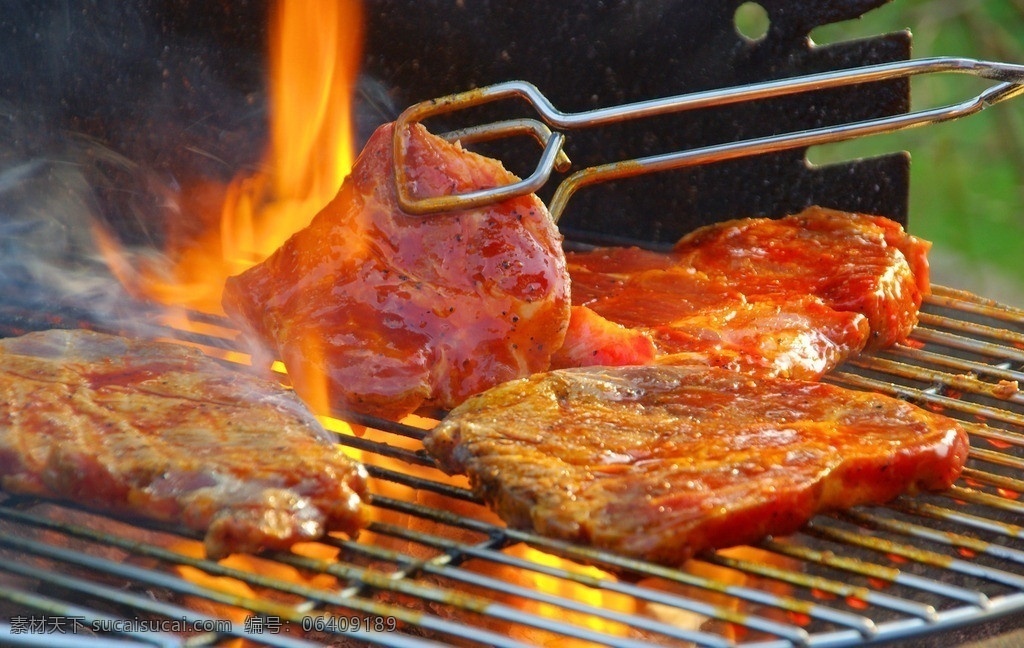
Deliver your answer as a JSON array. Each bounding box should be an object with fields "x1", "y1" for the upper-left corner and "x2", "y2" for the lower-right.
[
  {"x1": 425, "y1": 365, "x2": 968, "y2": 566},
  {"x1": 556, "y1": 207, "x2": 929, "y2": 379},
  {"x1": 0, "y1": 329, "x2": 368, "y2": 560},
  {"x1": 222, "y1": 122, "x2": 571, "y2": 420}
]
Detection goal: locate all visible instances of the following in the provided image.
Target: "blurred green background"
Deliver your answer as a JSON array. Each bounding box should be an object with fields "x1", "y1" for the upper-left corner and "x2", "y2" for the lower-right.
[{"x1": 808, "y1": 0, "x2": 1024, "y2": 307}]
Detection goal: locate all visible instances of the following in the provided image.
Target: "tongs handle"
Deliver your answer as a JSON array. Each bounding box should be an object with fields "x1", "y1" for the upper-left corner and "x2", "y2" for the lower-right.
[{"x1": 393, "y1": 57, "x2": 1024, "y2": 222}]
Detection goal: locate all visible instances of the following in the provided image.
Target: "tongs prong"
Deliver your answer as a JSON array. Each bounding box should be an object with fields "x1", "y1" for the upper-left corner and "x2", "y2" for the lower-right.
[{"x1": 393, "y1": 57, "x2": 1024, "y2": 222}]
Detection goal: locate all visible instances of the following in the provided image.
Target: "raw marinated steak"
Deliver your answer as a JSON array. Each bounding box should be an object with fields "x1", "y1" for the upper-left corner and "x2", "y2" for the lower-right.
[
  {"x1": 556, "y1": 248, "x2": 870, "y2": 380},
  {"x1": 0, "y1": 329, "x2": 368, "y2": 560},
  {"x1": 557, "y1": 207, "x2": 929, "y2": 378},
  {"x1": 223, "y1": 122, "x2": 571, "y2": 420},
  {"x1": 425, "y1": 365, "x2": 968, "y2": 566},
  {"x1": 672, "y1": 206, "x2": 930, "y2": 349}
]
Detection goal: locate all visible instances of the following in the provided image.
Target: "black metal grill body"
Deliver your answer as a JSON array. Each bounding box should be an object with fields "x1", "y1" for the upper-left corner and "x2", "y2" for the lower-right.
[{"x1": 362, "y1": 0, "x2": 912, "y2": 244}]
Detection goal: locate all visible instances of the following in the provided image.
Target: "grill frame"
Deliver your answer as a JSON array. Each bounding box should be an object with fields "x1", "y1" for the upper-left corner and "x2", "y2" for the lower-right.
[{"x1": 0, "y1": 285, "x2": 1022, "y2": 647}]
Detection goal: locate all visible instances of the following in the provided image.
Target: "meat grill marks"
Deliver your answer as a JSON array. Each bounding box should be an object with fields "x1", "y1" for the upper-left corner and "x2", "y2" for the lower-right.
[
  {"x1": 0, "y1": 329, "x2": 368, "y2": 560},
  {"x1": 223, "y1": 121, "x2": 571, "y2": 420},
  {"x1": 558, "y1": 207, "x2": 930, "y2": 380},
  {"x1": 425, "y1": 365, "x2": 968, "y2": 566}
]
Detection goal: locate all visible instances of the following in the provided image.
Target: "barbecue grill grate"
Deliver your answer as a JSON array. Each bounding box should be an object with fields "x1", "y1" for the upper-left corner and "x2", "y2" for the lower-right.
[{"x1": 1, "y1": 285, "x2": 1023, "y2": 648}]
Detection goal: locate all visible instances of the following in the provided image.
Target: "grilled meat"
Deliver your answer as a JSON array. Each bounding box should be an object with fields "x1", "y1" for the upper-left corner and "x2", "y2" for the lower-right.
[
  {"x1": 222, "y1": 122, "x2": 571, "y2": 420},
  {"x1": 672, "y1": 206, "x2": 930, "y2": 349},
  {"x1": 0, "y1": 329, "x2": 368, "y2": 560},
  {"x1": 558, "y1": 207, "x2": 929, "y2": 378},
  {"x1": 425, "y1": 365, "x2": 968, "y2": 566},
  {"x1": 556, "y1": 248, "x2": 869, "y2": 379}
]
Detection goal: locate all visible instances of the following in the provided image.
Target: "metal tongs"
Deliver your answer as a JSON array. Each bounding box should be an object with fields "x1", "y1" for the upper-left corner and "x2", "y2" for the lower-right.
[{"x1": 392, "y1": 57, "x2": 1024, "y2": 222}]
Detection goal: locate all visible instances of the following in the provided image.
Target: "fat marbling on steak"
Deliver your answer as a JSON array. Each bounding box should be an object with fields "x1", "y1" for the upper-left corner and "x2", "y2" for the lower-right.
[
  {"x1": 0, "y1": 329, "x2": 368, "y2": 559},
  {"x1": 425, "y1": 365, "x2": 968, "y2": 566}
]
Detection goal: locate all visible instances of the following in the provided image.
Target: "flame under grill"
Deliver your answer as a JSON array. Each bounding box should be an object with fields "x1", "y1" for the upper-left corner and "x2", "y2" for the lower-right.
[{"x1": 0, "y1": 285, "x2": 1023, "y2": 647}]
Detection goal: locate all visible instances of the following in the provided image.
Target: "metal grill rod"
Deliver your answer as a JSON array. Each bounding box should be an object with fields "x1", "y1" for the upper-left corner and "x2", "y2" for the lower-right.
[
  {"x1": 878, "y1": 346, "x2": 1024, "y2": 385},
  {"x1": 0, "y1": 586, "x2": 183, "y2": 648},
  {"x1": 929, "y1": 286, "x2": 1024, "y2": 324},
  {"x1": 947, "y1": 487, "x2": 1024, "y2": 519},
  {"x1": 843, "y1": 508, "x2": 1024, "y2": 571},
  {"x1": 762, "y1": 538, "x2": 973, "y2": 613},
  {"x1": 805, "y1": 519, "x2": 1024, "y2": 594},
  {"x1": 0, "y1": 532, "x2": 305, "y2": 648},
  {"x1": 907, "y1": 328, "x2": 1024, "y2": 365},
  {"x1": 0, "y1": 504, "x2": 501, "y2": 648},
  {"x1": 270, "y1": 536, "x2": 677, "y2": 648},
  {"x1": 897, "y1": 500, "x2": 1024, "y2": 542},
  {"x1": 829, "y1": 370, "x2": 1024, "y2": 431},
  {"x1": 378, "y1": 518, "x2": 867, "y2": 644},
  {"x1": 848, "y1": 354, "x2": 1024, "y2": 405},
  {"x1": 959, "y1": 464, "x2": 1024, "y2": 495},
  {"x1": 702, "y1": 551, "x2": 937, "y2": 622},
  {"x1": 918, "y1": 312, "x2": 1024, "y2": 348},
  {"x1": 351, "y1": 522, "x2": 736, "y2": 648},
  {"x1": 966, "y1": 450, "x2": 1024, "y2": 476},
  {"x1": 367, "y1": 495, "x2": 822, "y2": 644}
]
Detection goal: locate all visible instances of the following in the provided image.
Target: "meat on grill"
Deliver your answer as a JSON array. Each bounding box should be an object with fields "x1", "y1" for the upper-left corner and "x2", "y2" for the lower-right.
[
  {"x1": 222, "y1": 122, "x2": 571, "y2": 420},
  {"x1": 672, "y1": 206, "x2": 930, "y2": 349},
  {"x1": 0, "y1": 329, "x2": 368, "y2": 560},
  {"x1": 425, "y1": 365, "x2": 968, "y2": 566},
  {"x1": 556, "y1": 207, "x2": 929, "y2": 379},
  {"x1": 555, "y1": 247, "x2": 870, "y2": 379}
]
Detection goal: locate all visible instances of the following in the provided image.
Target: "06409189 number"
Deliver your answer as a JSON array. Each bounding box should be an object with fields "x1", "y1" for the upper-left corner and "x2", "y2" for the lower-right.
[{"x1": 301, "y1": 614, "x2": 398, "y2": 633}]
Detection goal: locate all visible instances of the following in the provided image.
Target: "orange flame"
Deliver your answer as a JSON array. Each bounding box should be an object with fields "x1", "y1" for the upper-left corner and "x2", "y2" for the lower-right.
[
  {"x1": 221, "y1": 0, "x2": 364, "y2": 282},
  {"x1": 99, "y1": 0, "x2": 363, "y2": 316}
]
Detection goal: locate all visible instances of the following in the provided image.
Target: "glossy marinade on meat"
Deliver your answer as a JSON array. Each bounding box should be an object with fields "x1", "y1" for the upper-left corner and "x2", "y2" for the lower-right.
[
  {"x1": 0, "y1": 329, "x2": 368, "y2": 560},
  {"x1": 672, "y1": 206, "x2": 930, "y2": 349},
  {"x1": 557, "y1": 207, "x2": 930, "y2": 379},
  {"x1": 555, "y1": 247, "x2": 870, "y2": 379},
  {"x1": 222, "y1": 122, "x2": 571, "y2": 420},
  {"x1": 425, "y1": 365, "x2": 968, "y2": 566}
]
